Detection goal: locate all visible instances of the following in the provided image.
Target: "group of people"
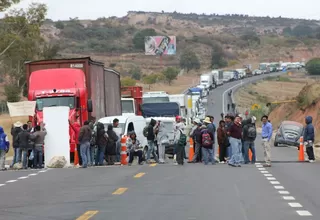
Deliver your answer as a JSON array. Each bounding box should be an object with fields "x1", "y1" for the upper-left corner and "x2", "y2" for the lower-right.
[
  {"x1": 189, "y1": 114, "x2": 272, "y2": 167},
  {"x1": 0, "y1": 120, "x2": 47, "y2": 171}
]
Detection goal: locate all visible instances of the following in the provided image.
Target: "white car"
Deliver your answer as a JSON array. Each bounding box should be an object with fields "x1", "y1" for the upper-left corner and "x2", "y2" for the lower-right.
[{"x1": 254, "y1": 69, "x2": 262, "y2": 75}]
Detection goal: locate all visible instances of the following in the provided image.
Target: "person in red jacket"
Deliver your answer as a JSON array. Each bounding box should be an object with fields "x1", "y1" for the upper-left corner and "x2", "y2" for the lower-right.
[{"x1": 69, "y1": 117, "x2": 82, "y2": 165}]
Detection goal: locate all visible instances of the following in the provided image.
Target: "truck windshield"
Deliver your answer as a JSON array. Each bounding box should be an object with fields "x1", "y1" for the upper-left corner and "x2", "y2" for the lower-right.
[
  {"x1": 121, "y1": 100, "x2": 134, "y2": 113},
  {"x1": 143, "y1": 97, "x2": 169, "y2": 103},
  {"x1": 36, "y1": 97, "x2": 75, "y2": 111}
]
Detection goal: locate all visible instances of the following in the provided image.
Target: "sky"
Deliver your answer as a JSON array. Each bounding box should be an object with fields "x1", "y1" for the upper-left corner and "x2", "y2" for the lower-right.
[{"x1": 2, "y1": 0, "x2": 320, "y2": 21}]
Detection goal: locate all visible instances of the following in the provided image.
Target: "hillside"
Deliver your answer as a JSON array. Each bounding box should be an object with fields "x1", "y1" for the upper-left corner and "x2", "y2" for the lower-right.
[{"x1": 42, "y1": 11, "x2": 320, "y2": 75}]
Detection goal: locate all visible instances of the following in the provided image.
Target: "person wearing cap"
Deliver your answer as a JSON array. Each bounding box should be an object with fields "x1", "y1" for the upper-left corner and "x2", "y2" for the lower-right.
[
  {"x1": 242, "y1": 116, "x2": 257, "y2": 164},
  {"x1": 10, "y1": 121, "x2": 23, "y2": 167},
  {"x1": 189, "y1": 120, "x2": 203, "y2": 163}
]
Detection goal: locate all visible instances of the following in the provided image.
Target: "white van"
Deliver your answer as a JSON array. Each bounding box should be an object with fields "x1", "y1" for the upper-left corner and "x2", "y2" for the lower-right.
[{"x1": 98, "y1": 115, "x2": 148, "y2": 152}]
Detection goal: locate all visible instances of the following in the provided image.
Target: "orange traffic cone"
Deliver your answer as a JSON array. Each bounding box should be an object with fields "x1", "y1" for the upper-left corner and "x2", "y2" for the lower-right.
[
  {"x1": 121, "y1": 136, "x2": 128, "y2": 165},
  {"x1": 189, "y1": 138, "x2": 194, "y2": 162},
  {"x1": 74, "y1": 145, "x2": 79, "y2": 166},
  {"x1": 249, "y1": 149, "x2": 252, "y2": 161},
  {"x1": 298, "y1": 136, "x2": 304, "y2": 162}
]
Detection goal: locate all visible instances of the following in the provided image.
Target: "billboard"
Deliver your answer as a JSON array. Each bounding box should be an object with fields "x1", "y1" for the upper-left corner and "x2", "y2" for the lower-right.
[{"x1": 144, "y1": 36, "x2": 176, "y2": 55}]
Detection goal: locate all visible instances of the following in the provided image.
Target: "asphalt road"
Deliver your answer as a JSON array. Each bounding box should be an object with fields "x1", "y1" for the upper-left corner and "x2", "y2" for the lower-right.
[{"x1": 0, "y1": 71, "x2": 318, "y2": 220}]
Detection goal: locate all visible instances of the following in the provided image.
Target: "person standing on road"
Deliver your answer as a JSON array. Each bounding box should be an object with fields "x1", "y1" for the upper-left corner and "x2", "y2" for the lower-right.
[
  {"x1": 106, "y1": 125, "x2": 119, "y2": 165},
  {"x1": 95, "y1": 122, "x2": 108, "y2": 166},
  {"x1": 189, "y1": 119, "x2": 202, "y2": 163},
  {"x1": 189, "y1": 119, "x2": 199, "y2": 154},
  {"x1": 217, "y1": 120, "x2": 228, "y2": 163},
  {"x1": 113, "y1": 118, "x2": 121, "y2": 162},
  {"x1": 200, "y1": 124, "x2": 215, "y2": 165},
  {"x1": 11, "y1": 121, "x2": 23, "y2": 167},
  {"x1": 78, "y1": 121, "x2": 92, "y2": 168},
  {"x1": 204, "y1": 116, "x2": 216, "y2": 164},
  {"x1": 261, "y1": 115, "x2": 273, "y2": 167},
  {"x1": 16, "y1": 124, "x2": 32, "y2": 169},
  {"x1": 227, "y1": 116, "x2": 242, "y2": 167},
  {"x1": 242, "y1": 116, "x2": 257, "y2": 164},
  {"x1": 30, "y1": 124, "x2": 47, "y2": 169},
  {"x1": 224, "y1": 114, "x2": 234, "y2": 161},
  {"x1": 69, "y1": 117, "x2": 82, "y2": 166},
  {"x1": 174, "y1": 123, "x2": 187, "y2": 165},
  {"x1": 303, "y1": 116, "x2": 315, "y2": 163},
  {"x1": 146, "y1": 119, "x2": 159, "y2": 164},
  {"x1": 157, "y1": 121, "x2": 169, "y2": 164},
  {"x1": 0, "y1": 126, "x2": 10, "y2": 171}
]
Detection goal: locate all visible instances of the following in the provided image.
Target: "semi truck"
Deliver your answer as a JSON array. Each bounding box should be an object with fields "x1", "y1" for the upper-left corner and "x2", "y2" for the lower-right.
[
  {"x1": 25, "y1": 57, "x2": 121, "y2": 155},
  {"x1": 142, "y1": 91, "x2": 169, "y2": 103},
  {"x1": 212, "y1": 70, "x2": 224, "y2": 86},
  {"x1": 169, "y1": 94, "x2": 188, "y2": 118},
  {"x1": 200, "y1": 73, "x2": 216, "y2": 90},
  {"x1": 121, "y1": 86, "x2": 143, "y2": 116}
]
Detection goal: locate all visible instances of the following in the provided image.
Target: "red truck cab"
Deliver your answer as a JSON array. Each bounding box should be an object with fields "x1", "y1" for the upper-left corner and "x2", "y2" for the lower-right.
[{"x1": 121, "y1": 86, "x2": 142, "y2": 116}]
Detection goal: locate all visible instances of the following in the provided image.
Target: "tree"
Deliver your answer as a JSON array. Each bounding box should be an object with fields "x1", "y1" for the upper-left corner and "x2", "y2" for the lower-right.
[
  {"x1": 132, "y1": 28, "x2": 157, "y2": 50},
  {"x1": 240, "y1": 32, "x2": 260, "y2": 46},
  {"x1": 179, "y1": 50, "x2": 200, "y2": 72},
  {"x1": 129, "y1": 66, "x2": 142, "y2": 80},
  {"x1": 211, "y1": 43, "x2": 228, "y2": 69},
  {"x1": 120, "y1": 77, "x2": 136, "y2": 86},
  {"x1": 142, "y1": 74, "x2": 158, "y2": 89},
  {"x1": 282, "y1": 27, "x2": 292, "y2": 36},
  {"x1": 292, "y1": 25, "x2": 313, "y2": 37},
  {"x1": 0, "y1": 0, "x2": 21, "y2": 12},
  {"x1": 0, "y1": 3, "x2": 49, "y2": 101},
  {"x1": 162, "y1": 67, "x2": 179, "y2": 85},
  {"x1": 306, "y1": 58, "x2": 320, "y2": 75},
  {"x1": 55, "y1": 21, "x2": 65, "y2": 29}
]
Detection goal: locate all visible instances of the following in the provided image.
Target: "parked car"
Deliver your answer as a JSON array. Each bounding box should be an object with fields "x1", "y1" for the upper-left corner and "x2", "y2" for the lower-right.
[
  {"x1": 254, "y1": 69, "x2": 262, "y2": 75},
  {"x1": 274, "y1": 121, "x2": 304, "y2": 147}
]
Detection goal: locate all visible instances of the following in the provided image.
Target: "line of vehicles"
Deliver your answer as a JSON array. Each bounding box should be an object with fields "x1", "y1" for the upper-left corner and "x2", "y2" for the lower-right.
[{"x1": 25, "y1": 57, "x2": 306, "y2": 161}]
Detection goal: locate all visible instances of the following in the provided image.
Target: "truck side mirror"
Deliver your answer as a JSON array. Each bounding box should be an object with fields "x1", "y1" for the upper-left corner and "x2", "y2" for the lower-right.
[{"x1": 87, "y1": 99, "x2": 93, "y2": 112}]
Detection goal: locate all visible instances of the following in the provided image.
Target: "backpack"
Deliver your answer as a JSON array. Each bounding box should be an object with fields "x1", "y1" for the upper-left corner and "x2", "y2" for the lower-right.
[
  {"x1": 201, "y1": 130, "x2": 213, "y2": 147},
  {"x1": 178, "y1": 130, "x2": 187, "y2": 146},
  {"x1": 143, "y1": 126, "x2": 149, "y2": 137},
  {"x1": 247, "y1": 124, "x2": 257, "y2": 140}
]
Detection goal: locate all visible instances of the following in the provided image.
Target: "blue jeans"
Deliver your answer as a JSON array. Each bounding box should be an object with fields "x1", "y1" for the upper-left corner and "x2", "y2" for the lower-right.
[
  {"x1": 202, "y1": 148, "x2": 214, "y2": 165},
  {"x1": 95, "y1": 145, "x2": 106, "y2": 165},
  {"x1": 147, "y1": 140, "x2": 159, "y2": 162},
  {"x1": 11, "y1": 148, "x2": 20, "y2": 166},
  {"x1": 89, "y1": 146, "x2": 96, "y2": 166},
  {"x1": 22, "y1": 149, "x2": 29, "y2": 169},
  {"x1": 80, "y1": 141, "x2": 90, "y2": 168},
  {"x1": 243, "y1": 141, "x2": 256, "y2": 164},
  {"x1": 33, "y1": 145, "x2": 43, "y2": 168},
  {"x1": 228, "y1": 137, "x2": 242, "y2": 165}
]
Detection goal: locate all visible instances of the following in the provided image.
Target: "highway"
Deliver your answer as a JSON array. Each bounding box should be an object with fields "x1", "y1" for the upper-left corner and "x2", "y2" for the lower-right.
[{"x1": 0, "y1": 72, "x2": 318, "y2": 220}]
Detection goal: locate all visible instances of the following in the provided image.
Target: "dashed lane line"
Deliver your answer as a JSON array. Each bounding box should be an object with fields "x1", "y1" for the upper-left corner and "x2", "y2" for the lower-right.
[
  {"x1": 255, "y1": 164, "x2": 313, "y2": 217},
  {"x1": 149, "y1": 164, "x2": 157, "y2": 167},
  {"x1": 134, "y1": 172, "x2": 145, "y2": 178},
  {"x1": 112, "y1": 187, "x2": 128, "y2": 195},
  {"x1": 0, "y1": 169, "x2": 50, "y2": 188},
  {"x1": 76, "y1": 210, "x2": 99, "y2": 220}
]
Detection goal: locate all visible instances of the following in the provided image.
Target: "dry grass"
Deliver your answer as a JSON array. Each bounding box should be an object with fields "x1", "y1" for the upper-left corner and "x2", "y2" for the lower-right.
[{"x1": 0, "y1": 115, "x2": 29, "y2": 157}]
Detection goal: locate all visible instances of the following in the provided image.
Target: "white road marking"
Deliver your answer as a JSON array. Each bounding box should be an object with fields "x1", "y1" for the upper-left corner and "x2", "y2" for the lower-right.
[
  {"x1": 256, "y1": 165, "x2": 263, "y2": 167},
  {"x1": 289, "y1": 203, "x2": 302, "y2": 208},
  {"x1": 18, "y1": 176, "x2": 29, "y2": 179},
  {"x1": 296, "y1": 210, "x2": 312, "y2": 216},
  {"x1": 270, "y1": 181, "x2": 280, "y2": 184},
  {"x1": 258, "y1": 168, "x2": 266, "y2": 170},
  {"x1": 0, "y1": 184, "x2": 5, "y2": 187},
  {"x1": 264, "y1": 174, "x2": 273, "y2": 177},
  {"x1": 279, "y1": 191, "x2": 290, "y2": 195},
  {"x1": 274, "y1": 186, "x2": 285, "y2": 189},
  {"x1": 255, "y1": 162, "x2": 261, "y2": 165},
  {"x1": 283, "y1": 196, "x2": 295, "y2": 200},
  {"x1": 39, "y1": 170, "x2": 47, "y2": 173},
  {"x1": 267, "y1": 177, "x2": 276, "y2": 180},
  {"x1": 6, "y1": 180, "x2": 17, "y2": 183},
  {"x1": 28, "y1": 173, "x2": 38, "y2": 176},
  {"x1": 260, "y1": 171, "x2": 268, "y2": 173}
]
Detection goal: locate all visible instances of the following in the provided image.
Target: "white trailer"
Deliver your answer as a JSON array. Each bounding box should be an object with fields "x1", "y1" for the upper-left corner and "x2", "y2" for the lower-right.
[
  {"x1": 212, "y1": 70, "x2": 224, "y2": 86},
  {"x1": 200, "y1": 73, "x2": 216, "y2": 90},
  {"x1": 169, "y1": 94, "x2": 188, "y2": 118}
]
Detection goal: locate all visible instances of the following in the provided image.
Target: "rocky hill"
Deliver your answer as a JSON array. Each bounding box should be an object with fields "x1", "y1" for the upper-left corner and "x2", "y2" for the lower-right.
[{"x1": 42, "y1": 11, "x2": 320, "y2": 74}]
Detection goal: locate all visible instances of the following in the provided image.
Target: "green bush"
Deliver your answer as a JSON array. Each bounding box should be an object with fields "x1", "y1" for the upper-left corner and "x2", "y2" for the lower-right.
[{"x1": 306, "y1": 58, "x2": 320, "y2": 75}]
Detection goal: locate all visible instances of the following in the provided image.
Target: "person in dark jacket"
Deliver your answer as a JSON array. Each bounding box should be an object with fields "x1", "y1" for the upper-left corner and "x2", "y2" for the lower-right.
[
  {"x1": 146, "y1": 119, "x2": 159, "y2": 164},
  {"x1": 242, "y1": 116, "x2": 257, "y2": 164},
  {"x1": 227, "y1": 116, "x2": 242, "y2": 167},
  {"x1": 106, "y1": 124, "x2": 118, "y2": 165},
  {"x1": 16, "y1": 124, "x2": 31, "y2": 169},
  {"x1": 200, "y1": 125, "x2": 214, "y2": 165},
  {"x1": 0, "y1": 126, "x2": 10, "y2": 171},
  {"x1": 189, "y1": 120, "x2": 202, "y2": 163},
  {"x1": 304, "y1": 116, "x2": 315, "y2": 162},
  {"x1": 95, "y1": 123, "x2": 108, "y2": 166},
  {"x1": 78, "y1": 121, "x2": 92, "y2": 168},
  {"x1": 217, "y1": 120, "x2": 228, "y2": 163},
  {"x1": 11, "y1": 121, "x2": 23, "y2": 167}
]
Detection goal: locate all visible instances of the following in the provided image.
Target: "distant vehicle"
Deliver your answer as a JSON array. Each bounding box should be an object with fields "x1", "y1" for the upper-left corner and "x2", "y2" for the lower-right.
[
  {"x1": 212, "y1": 70, "x2": 224, "y2": 86},
  {"x1": 200, "y1": 73, "x2": 216, "y2": 90},
  {"x1": 223, "y1": 71, "x2": 236, "y2": 82},
  {"x1": 274, "y1": 121, "x2": 304, "y2": 147},
  {"x1": 236, "y1": 69, "x2": 246, "y2": 79},
  {"x1": 253, "y1": 69, "x2": 263, "y2": 75},
  {"x1": 143, "y1": 91, "x2": 169, "y2": 103},
  {"x1": 259, "y1": 63, "x2": 270, "y2": 74},
  {"x1": 269, "y1": 62, "x2": 280, "y2": 72}
]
